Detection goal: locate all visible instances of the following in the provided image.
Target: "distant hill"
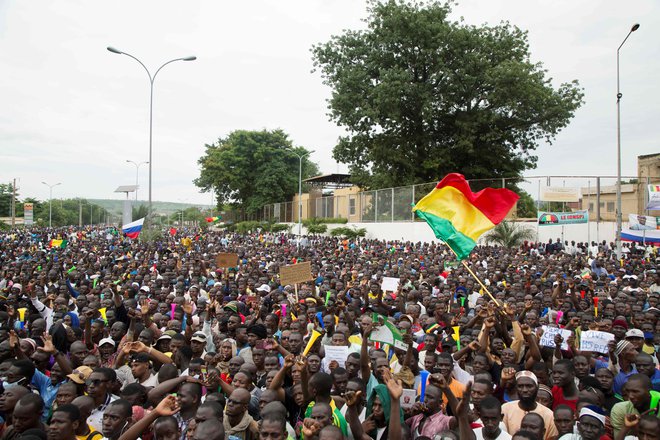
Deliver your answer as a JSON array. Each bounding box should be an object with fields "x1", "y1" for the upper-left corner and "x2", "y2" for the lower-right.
[{"x1": 88, "y1": 199, "x2": 213, "y2": 215}]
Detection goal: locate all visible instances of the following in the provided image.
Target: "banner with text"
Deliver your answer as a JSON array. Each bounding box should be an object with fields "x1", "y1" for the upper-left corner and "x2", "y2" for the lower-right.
[
  {"x1": 628, "y1": 214, "x2": 660, "y2": 230},
  {"x1": 540, "y1": 187, "x2": 580, "y2": 202},
  {"x1": 538, "y1": 210, "x2": 588, "y2": 226}
]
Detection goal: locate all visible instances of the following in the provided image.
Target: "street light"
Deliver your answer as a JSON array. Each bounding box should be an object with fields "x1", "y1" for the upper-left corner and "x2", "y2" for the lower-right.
[
  {"x1": 41, "y1": 181, "x2": 61, "y2": 227},
  {"x1": 126, "y1": 160, "x2": 149, "y2": 201},
  {"x1": 616, "y1": 23, "x2": 640, "y2": 258},
  {"x1": 107, "y1": 46, "x2": 196, "y2": 222},
  {"x1": 292, "y1": 150, "x2": 315, "y2": 236}
]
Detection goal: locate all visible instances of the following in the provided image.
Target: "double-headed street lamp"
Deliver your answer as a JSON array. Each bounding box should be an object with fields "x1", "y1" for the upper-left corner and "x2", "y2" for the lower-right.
[
  {"x1": 615, "y1": 23, "x2": 640, "y2": 258},
  {"x1": 107, "y1": 46, "x2": 196, "y2": 221},
  {"x1": 126, "y1": 159, "x2": 149, "y2": 201},
  {"x1": 41, "y1": 181, "x2": 61, "y2": 227}
]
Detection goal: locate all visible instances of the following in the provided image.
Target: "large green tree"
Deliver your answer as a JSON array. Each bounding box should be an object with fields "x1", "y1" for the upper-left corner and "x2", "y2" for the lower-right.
[
  {"x1": 312, "y1": 0, "x2": 584, "y2": 189},
  {"x1": 195, "y1": 129, "x2": 319, "y2": 214}
]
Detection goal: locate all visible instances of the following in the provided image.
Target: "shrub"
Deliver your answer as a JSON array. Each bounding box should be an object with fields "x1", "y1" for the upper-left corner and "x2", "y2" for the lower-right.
[
  {"x1": 307, "y1": 224, "x2": 328, "y2": 234},
  {"x1": 302, "y1": 217, "x2": 348, "y2": 227},
  {"x1": 330, "y1": 226, "x2": 366, "y2": 239}
]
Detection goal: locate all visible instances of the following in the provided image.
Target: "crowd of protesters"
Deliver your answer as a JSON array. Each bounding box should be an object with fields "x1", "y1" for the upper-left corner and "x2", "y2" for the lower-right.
[{"x1": 0, "y1": 225, "x2": 659, "y2": 440}]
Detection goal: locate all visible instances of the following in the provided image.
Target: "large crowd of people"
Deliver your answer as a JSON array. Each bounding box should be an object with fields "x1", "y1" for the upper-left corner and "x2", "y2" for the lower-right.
[{"x1": 0, "y1": 225, "x2": 659, "y2": 440}]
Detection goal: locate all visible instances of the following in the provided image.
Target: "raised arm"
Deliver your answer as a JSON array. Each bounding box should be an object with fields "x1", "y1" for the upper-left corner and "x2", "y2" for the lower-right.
[
  {"x1": 383, "y1": 371, "x2": 403, "y2": 440},
  {"x1": 360, "y1": 323, "x2": 374, "y2": 384}
]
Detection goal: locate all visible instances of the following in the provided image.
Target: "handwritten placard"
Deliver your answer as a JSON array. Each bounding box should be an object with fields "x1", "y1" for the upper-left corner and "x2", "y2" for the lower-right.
[
  {"x1": 215, "y1": 253, "x2": 238, "y2": 268},
  {"x1": 279, "y1": 261, "x2": 313, "y2": 286},
  {"x1": 540, "y1": 325, "x2": 571, "y2": 350},
  {"x1": 580, "y1": 330, "x2": 615, "y2": 354},
  {"x1": 324, "y1": 345, "x2": 349, "y2": 369},
  {"x1": 381, "y1": 277, "x2": 400, "y2": 292}
]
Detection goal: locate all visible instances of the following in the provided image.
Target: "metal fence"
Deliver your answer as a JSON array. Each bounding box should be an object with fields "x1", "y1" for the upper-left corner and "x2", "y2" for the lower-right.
[{"x1": 225, "y1": 174, "x2": 660, "y2": 224}]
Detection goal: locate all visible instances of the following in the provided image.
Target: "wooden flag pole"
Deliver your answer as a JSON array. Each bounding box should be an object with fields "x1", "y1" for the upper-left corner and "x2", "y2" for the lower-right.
[{"x1": 445, "y1": 243, "x2": 502, "y2": 308}]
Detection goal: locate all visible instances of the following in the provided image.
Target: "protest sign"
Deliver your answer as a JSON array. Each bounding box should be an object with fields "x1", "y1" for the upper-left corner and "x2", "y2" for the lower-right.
[
  {"x1": 647, "y1": 185, "x2": 660, "y2": 210},
  {"x1": 381, "y1": 277, "x2": 400, "y2": 292},
  {"x1": 216, "y1": 252, "x2": 239, "y2": 268},
  {"x1": 400, "y1": 389, "x2": 417, "y2": 409},
  {"x1": 540, "y1": 187, "x2": 580, "y2": 202},
  {"x1": 369, "y1": 313, "x2": 407, "y2": 350},
  {"x1": 540, "y1": 326, "x2": 571, "y2": 350},
  {"x1": 324, "y1": 346, "x2": 349, "y2": 368},
  {"x1": 279, "y1": 261, "x2": 313, "y2": 285},
  {"x1": 580, "y1": 330, "x2": 615, "y2": 354}
]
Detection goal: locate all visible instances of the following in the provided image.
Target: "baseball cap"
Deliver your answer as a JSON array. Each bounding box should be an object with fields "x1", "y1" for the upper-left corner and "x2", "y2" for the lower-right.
[
  {"x1": 256, "y1": 284, "x2": 271, "y2": 293},
  {"x1": 139, "y1": 286, "x2": 150, "y2": 293},
  {"x1": 191, "y1": 332, "x2": 207, "y2": 343},
  {"x1": 130, "y1": 352, "x2": 150, "y2": 364},
  {"x1": 625, "y1": 329, "x2": 644, "y2": 339},
  {"x1": 67, "y1": 366, "x2": 93, "y2": 384},
  {"x1": 99, "y1": 338, "x2": 115, "y2": 347}
]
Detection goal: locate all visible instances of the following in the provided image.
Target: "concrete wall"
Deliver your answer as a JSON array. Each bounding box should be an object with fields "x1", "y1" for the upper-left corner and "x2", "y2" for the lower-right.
[{"x1": 292, "y1": 221, "x2": 619, "y2": 244}]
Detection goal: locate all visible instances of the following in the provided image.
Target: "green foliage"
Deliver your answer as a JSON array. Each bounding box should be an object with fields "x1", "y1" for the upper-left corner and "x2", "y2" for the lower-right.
[
  {"x1": 483, "y1": 221, "x2": 536, "y2": 248},
  {"x1": 312, "y1": 0, "x2": 584, "y2": 189},
  {"x1": 0, "y1": 183, "x2": 18, "y2": 217},
  {"x1": 516, "y1": 190, "x2": 537, "y2": 218},
  {"x1": 33, "y1": 199, "x2": 110, "y2": 227},
  {"x1": 307, "y1": 224, "x2": 328, "y2": 234},
  {"x1": 330, "y1": 226, "x2": 367, "y2": 239},
  {"x1": 132, "y1": 204, "x2": 149, "y2": 220},
  {"x1": 302, "y1": 217, "x2": 348, "y2": 227},
  {"x1": 168, "y1": 207, "x2": 207, "y2": 225},
  {"x1": 194, "y1": 129, "x2": 319, "y2": 214}
]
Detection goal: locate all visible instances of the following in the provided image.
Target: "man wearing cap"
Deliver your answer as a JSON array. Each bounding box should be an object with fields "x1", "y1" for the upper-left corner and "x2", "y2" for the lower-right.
[
  {"x1": 612, "y1": 339, "x2": 639, "y2": 395},
  {"x1": 239, "y1": 324, "x2": 267, "y2": 364},
  {"x1": 501, "y1": 371, "x2": 558, "y2": 440},
  {"x1": 557, "y1": 405, "x2": 606, "y2": 440},
  {"x1": 129, "y1": 352, "x2": 158, "y2": 388},
  {"x1": 191, "y1": 332, "x2": 209, "y2": 359},
  {"x1": 98, "y1": 338, "x2": 117, "y2": 369}
]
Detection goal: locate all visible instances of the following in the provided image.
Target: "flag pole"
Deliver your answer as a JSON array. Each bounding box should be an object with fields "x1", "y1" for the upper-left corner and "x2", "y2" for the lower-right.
[{"x1": 445, "y1": 243, "x2": 502, "y2": 308}]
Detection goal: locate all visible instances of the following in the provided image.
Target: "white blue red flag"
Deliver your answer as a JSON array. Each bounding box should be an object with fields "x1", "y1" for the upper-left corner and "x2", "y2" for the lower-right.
[{"x1": 122, "y1": 218, "x2": 144, "y2": 239}]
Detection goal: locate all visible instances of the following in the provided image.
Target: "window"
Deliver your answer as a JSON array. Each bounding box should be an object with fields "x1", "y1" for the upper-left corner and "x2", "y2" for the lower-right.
[
  {"x1": 607, "y1": 202, "x2": 615, "y2": 212},
  {"x1": 349, "y1": 197, "x2": 356, "y2": 216},
  {"x1": 588, "y1": 203, "x2": 594, "y2": 212}
]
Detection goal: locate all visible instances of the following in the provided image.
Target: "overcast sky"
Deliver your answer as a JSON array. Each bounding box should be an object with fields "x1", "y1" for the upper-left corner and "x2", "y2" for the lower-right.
[{"x1": 1, "y1": 1, "x2": 658, "y2": 206}]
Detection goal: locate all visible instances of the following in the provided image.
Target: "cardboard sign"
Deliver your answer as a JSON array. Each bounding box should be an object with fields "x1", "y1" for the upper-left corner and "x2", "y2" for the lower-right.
[
  {"x1": 279, "y1": 261, "x2": 313, "y2": 286},
  {"x1": 216, "y1": 253, "x2": 238, "y2": 268},
  {"x1": 580, "y1": 330, "x2": 615, "y2": 354},
  {"x1": 381, "y1": 277, "x2": 400, "y2": 292},
  {"x1": 539, "y1": 325, "x2": 571, "y2": 350}
]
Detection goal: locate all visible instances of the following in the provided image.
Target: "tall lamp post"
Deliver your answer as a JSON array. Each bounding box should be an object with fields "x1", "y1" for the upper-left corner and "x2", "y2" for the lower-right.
[
  {"x1": 616, "y1": 23, "x2": 640, "y2": 258},
  {"x1": 126, "y1": 160, "x2": 149, "y2": 201},
  {"x1": 293, "y1": 150, "x2": 315, "y2": 236},
  {"x1": 42, "y1": 181, "x2": 61, "y2": 228},
  {"x1": 107, "y1": 47, "x2": 196, "y2": 222}
]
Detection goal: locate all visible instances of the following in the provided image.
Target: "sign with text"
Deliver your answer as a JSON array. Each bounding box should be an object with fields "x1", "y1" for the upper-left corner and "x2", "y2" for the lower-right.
[
  {"x1": 215, "y1": 253, "x2": 238, "y2": 268},
  {"x1": 279, "y1": 261, "x2": 313, "y2": 286},
  {"x1": 539, "y1": 326, "x2": 571, "y2": 350},
  {"x1": 580, "y1": 330, "x2": 615, "y2": 354},
  {"x1": 381, "y1": 277, "x2": 400, "y2": 292},
  {"x1": 540, "y1": 187, "x2": 580, "y2": 202},
  {"x1": 538, "y1": 210, "x2": 588, "y2": 226},
  {"x1": 647, "y1": 185, "x2": 660, "y2": 210},
  {"x1": 24, "y1": 203, "x2": 34, "y2": 226}
]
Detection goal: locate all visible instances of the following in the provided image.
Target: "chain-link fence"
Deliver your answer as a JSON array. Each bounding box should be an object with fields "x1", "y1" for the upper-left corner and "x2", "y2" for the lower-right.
[{"x1": 237, "y1": 173, "x2": 660, "y2": 224}]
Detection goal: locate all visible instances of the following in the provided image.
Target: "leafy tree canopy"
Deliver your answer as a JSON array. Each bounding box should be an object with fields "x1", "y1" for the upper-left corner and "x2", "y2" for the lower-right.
[
  {"x1": 312, "y1": 0, "x2": 584, "y2": 189},
  {"x1": 195, "y1": 129, "x2": 318, "y2": 214}
]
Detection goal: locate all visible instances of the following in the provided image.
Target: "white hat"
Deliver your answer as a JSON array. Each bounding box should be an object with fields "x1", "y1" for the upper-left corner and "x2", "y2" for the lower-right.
[
  {"x1": 256, "y1": 284, "x2": 271, "y2": 293},
  {"x1": 139, "y1": 286, "x2": 150, "y2": 293},
  {"x1": 99, "y1": 337, "x2": 115, "y2": 347}
]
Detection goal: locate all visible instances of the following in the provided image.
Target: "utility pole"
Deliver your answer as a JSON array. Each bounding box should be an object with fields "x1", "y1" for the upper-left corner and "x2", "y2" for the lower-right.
[{"x1": 11, "y1": 179, "x2": 16, "y2": 227}]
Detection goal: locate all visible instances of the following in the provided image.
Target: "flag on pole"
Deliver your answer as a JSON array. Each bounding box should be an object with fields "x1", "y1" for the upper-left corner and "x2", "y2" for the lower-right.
[
  {"x1": 412, "y1": 173, "x2": 519, "y2": 260},
  {"x1": 205, "y1": 216, "x2": 221, "y2": 223},
  {"x1": 122, "y1": 218, "x2": 145, "y2": 239},
  {"x1": 48, "y1": 239, "x2": 68, "y2": 248}
]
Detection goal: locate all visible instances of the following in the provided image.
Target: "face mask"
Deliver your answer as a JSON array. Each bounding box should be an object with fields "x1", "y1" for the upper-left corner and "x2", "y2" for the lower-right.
[{"x1": 1, "y1": 377, "x2": 25, "y2": 390}]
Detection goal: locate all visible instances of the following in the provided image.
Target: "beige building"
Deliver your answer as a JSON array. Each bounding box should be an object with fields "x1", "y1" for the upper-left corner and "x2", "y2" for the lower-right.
[{"x1": 581, "y1": 153, "x2": 660, "y2": 221}]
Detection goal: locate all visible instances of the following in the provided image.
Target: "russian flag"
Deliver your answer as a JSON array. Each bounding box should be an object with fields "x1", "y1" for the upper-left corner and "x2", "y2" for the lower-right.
[{"x1": 122, "y1": 218, "x2": 145, "y2": 239}]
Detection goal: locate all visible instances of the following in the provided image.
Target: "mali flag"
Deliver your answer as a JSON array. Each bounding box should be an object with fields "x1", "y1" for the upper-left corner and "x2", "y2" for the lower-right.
[
  {"x1": 49, "y1": 239, "x2": 68, "y2": 248},
  {"x1": 412, "y1": 173, "x2": 518, "y2": 260}
]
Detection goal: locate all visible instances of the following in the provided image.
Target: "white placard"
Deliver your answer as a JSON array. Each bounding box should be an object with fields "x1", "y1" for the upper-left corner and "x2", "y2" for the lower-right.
[
  {"x1": 324, "y1": 345, "x2": 349, "y2": 368},
  {"x1": 540, "y1": 326, "x2": 571, "y2": 350},
  {"x1": 580, "y1": 330, "x2": 615, "y2": 354},
  {"x1": 381, "y1": 277, "x2": 400, "y2": 292},
  {"x1": 400, "y1": 389, "x2": 417, "y2": 409}
]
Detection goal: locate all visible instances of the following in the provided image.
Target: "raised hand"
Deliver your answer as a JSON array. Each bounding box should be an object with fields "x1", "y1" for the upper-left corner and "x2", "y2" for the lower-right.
[
  {"x1": 501, "y1": 367, "x2": 516, "y2": 382},
  {"x1": 383, "y1": 370, "x2": 403, "y2": 399},
  {"x1": 182, "y1": 302, "x2": 193, "y2": 316},
  {"x1": 484, "y1": 317, "x2": 496, "y2": 329},
  {"x1": 38, "y1": 332, "x2": 56, "y2": 354},
  {"x1": 520, "y1": 324, "x2": 532, "y2": 336},
  {"x1": 468, "y1": 341, "x2": 481, "y2": 352},
  {"x1": 283, "y1": 354, "x2": 295, "y2": 370},
  {"x1": 9, "y1": 330, "x2": 19, "y2": 349},
  {"x1": 429, "y1": 373, "x2": 447, "y2": 389},
  {"x1": 302, "y1": 419, "x2": 322, "y2": 438},
  {"x1": 155, "y1": 394, "x2": 180, "y2": 416},
  {"x1": 344, "y1": 390, "x2": 362, "y2": 408},
  {"x1": 456, "y1": 382, "x2": 472, "y2": 417}
]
